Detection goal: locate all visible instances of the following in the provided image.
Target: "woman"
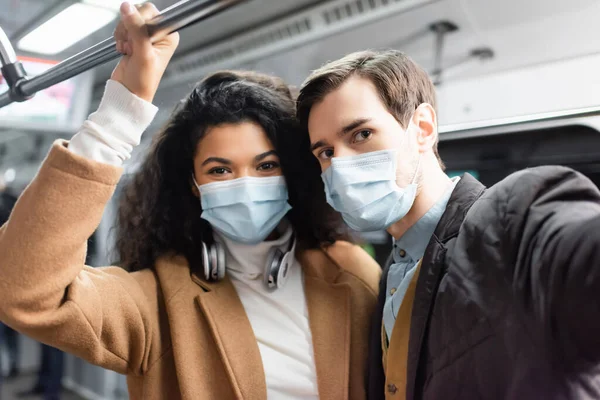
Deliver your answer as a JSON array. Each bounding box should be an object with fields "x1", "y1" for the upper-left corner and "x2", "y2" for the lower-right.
[{"x1": 0, "y1": 3, "x2": 380, "y2": 400}]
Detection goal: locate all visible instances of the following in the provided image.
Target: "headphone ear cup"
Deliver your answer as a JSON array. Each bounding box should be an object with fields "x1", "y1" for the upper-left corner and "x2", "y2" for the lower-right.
[
  {"x1": 214, "y1": 241, "x2": 226, "y2": 280},
  {"x1": 278, "y1": 253, "x2": 292, "y2": 283},
  {"x1": 201, "y1": 242, "x2": 211, "y2": 281},
  {"x1": 264, "y1": 248, "x2": 283, "y2": 291},
  {"x1": 202, "y1": 241, "x2": 226, "y2": 282},
  {"x1": 208, "y1": 244, "x2": 218, "y2": 281}
]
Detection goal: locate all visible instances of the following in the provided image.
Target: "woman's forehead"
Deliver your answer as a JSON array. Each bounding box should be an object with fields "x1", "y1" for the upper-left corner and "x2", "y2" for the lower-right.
[{"x1": 196, "y1": 122, "x2": 277, "y2": 160}]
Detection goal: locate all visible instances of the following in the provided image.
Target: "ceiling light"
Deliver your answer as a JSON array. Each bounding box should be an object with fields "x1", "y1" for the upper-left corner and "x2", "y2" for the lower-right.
[
  {"x1": 18, "y1": 3, "x2": 116, "y2": 55},
  {"x1": 4, "y1": 168, "x2": 15, "y2": 183}
]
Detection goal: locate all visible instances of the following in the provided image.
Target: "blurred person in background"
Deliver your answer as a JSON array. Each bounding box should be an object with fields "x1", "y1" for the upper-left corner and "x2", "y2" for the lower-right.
[
  {"x1": 0, "y1": 175, "x2": 20, "y2": 382},
  {"x1": 0, "y1": 325, "x2": 19, "y2": 380},
  {"x1": 0, "y1": 3, "x2": 380, "y2": 400},
  {"x1": 16, "y1": 344, "x2": 64, "y2": 400},
  {"x1": 298, "y1": 50, "x2": 600, "y2": 399}
]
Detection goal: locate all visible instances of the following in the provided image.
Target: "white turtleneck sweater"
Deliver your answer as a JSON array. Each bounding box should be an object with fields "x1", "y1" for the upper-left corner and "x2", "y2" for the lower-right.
[
  {"x1": 216, "y1": 228, "x2": 319, "y2": 399},
  {"x1": 69, "y1": 80, "x2": 320, "y2": 399}
]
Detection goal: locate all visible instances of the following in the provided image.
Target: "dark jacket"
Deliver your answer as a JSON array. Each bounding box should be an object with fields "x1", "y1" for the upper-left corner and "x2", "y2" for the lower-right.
[{"x1": 367, "y1": 167, "x2": 600, "y2": 399}]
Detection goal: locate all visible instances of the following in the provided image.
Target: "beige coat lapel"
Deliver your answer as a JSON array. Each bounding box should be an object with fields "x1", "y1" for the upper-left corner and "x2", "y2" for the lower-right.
[
  {"x1": 300, "y1": 249, "x2": 352, "y2": 400},
  {"x1": 193, "y1": 274, "x2": 267, "y2": 399}
]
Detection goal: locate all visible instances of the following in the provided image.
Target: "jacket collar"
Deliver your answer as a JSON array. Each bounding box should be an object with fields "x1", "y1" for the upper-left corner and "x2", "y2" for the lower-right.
[
  {"x1": 433, "y1": 173, "x2": 486, "y2": 243},
  {"x1": 192, "y1": 274, "x2": 267, "y2": 398}
]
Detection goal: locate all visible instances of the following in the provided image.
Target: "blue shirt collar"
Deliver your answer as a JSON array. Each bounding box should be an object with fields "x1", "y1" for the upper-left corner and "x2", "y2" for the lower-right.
[{"x1": 392, "y1": 177, "x2": 460, "y2": 263}]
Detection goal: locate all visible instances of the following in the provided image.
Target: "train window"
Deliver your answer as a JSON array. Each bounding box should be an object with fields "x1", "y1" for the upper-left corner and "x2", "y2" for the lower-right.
[{"x1": 439, "y1": 124, "x2": 600, "y2": 187}]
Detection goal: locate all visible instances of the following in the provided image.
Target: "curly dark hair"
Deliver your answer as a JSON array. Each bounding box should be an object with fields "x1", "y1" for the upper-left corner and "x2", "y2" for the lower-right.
[{"x1": 115, "y1": 70, "x2": 349, "y2": 272}]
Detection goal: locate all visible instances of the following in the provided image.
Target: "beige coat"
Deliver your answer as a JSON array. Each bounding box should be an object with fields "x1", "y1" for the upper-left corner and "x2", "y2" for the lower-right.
[{"x1": 0, "y1": 141, "x2": 381, "y2": 400}]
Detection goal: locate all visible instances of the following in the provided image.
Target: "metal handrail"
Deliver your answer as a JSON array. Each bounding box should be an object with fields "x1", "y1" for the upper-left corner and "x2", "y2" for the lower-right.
[{"x1": 0, "y1": 0, "x2": 245, "y2": 109}]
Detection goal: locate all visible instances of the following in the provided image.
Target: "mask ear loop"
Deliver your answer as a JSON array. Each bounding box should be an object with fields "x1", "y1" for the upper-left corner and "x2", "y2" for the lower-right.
[
  {"x1": 410, "y1": 154, "x2": 422, "y2": 186},
  {"x1": 192, "y1": 176, "x2": 201, "y2": 189},
  {"x1": 403, "y1": 111, "x2": 422, "y2": 187}
]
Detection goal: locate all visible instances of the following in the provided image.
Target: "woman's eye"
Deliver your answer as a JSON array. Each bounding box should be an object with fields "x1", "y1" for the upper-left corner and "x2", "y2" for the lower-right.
[
  {"x1": 258, "y1": 162, "x2": 280, "y2": 171},
  {"x1": 208, "y1": 167, "x2": 229, "y2": 175},
  {"x1": 318, "y1": 149, "x2": 334, "y2": 161},
  {"x1": 352, "y1": 129, "x2": 372, "y2": 143}
]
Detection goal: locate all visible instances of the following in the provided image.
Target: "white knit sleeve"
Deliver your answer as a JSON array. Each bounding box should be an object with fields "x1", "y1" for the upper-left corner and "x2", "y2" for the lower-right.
[{"x1": 68, "y1": 80, "x2": 158, "y2": 166}]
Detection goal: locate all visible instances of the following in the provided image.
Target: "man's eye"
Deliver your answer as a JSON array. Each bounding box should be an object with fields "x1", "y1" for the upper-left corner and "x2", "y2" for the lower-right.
[{"x1": 352, "y1": 130, "x2": 372, "y2": 143}]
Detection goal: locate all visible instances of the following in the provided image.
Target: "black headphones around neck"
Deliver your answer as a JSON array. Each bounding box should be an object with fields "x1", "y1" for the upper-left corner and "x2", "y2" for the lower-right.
[{"x1": 201, "y1": 235, "x2": 297, "y2": 292}]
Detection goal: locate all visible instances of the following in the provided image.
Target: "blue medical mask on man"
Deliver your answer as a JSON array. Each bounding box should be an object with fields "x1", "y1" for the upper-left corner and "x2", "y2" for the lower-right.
[
  {"x1": 196, "y1": 176, "x2": 292, "y2": 244},
  {"x1": 321, "y1": 121, "x2": 421, "y2": 232}
]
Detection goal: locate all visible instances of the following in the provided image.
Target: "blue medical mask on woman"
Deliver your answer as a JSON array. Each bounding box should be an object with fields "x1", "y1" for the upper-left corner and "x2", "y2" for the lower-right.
[
  {"x1": 197, "y1": 176, "x2": 292, "y2": 244},
  {"x1": 321, "y1": 148, "x2": 420, "y2": 232}
]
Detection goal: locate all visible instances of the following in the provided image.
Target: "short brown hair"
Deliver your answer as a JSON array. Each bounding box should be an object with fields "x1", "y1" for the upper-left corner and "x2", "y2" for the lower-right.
[{"x1": 297, "y1": 50, "x2": 444, "y2": 168}]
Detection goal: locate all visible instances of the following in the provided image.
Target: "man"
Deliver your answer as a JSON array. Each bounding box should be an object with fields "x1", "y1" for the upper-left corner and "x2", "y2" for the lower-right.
[{"x1": 297, "y1": 50, "x2": 600, "y2": 399}]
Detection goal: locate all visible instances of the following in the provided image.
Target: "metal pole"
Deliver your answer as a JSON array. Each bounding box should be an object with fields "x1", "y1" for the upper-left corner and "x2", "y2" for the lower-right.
[
  {"x1": 0, "y1": 26, "x2": 17, "y2": 66},
  {"x1": 0, "y1": 0, "x2": 244, "y2": 109},
  {"x1": 429, "y1": 21, "x2": 457, "y2": 86}
]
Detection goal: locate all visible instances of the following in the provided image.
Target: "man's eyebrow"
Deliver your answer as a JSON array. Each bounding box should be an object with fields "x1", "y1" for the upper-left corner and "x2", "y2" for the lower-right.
[
  {"x1": 310, "y1": 118, "x2": 372, "y2": 152},
  {"x1": 339, "y1": 118, "x2": 371, "y2": 136}
]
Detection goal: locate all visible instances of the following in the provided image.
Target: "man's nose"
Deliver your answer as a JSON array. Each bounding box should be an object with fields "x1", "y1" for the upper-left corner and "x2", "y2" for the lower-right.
[{"x1": 334, "y1": 146, "x2": 360, "y2": 159}]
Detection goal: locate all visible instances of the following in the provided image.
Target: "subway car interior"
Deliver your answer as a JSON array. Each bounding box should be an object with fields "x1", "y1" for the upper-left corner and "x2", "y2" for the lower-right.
[{"x1": 1, "y1": 0, "x2": 600, "y2": 399}]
